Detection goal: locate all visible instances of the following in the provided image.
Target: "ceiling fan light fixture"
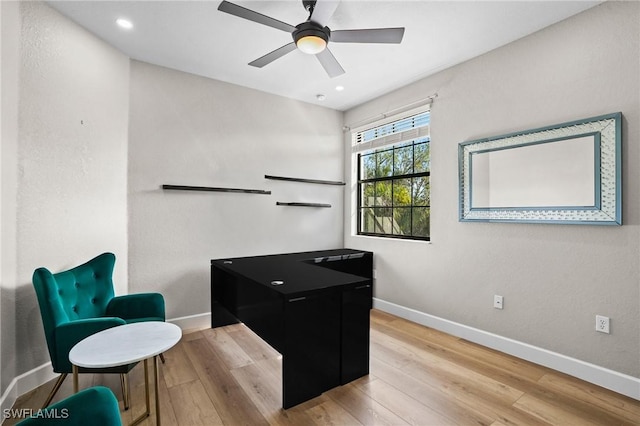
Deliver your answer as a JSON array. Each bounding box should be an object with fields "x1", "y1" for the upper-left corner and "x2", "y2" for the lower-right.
[
  {"x1": 297, "y1": 35, "x2": 327, "y2": 54},
  {"x1": 293, "y1": 22, "x2": 329, "y2": 54}
]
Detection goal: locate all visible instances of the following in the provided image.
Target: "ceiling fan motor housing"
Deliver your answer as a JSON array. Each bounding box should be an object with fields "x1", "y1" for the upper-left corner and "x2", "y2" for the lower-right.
[{"x1": 293, "y1": 21, "x2": 330, "y2": 45}]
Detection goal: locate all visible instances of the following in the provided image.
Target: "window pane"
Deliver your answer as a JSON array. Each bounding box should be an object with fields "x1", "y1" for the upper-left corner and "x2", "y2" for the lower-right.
[
  {"x1": 393, "y1": 144, "x2": 413, "y2": 175},
  {"x1": 413, "y1": 176, "x2": 430, "y2": 206},
  {"x1": 361, "y1": 208, "x2": 375, "y2": 233},
  {"x1": 393, "y1": 207, "x2": 411, "y2": 235},
  {"x1": 361, "y1": 182, "x2": 375, "y2": 207},
  {"x1": 393, "y1": 179, "x2": 412, "y2": 206},
  {"x1": 375, "y1": 207, "x2": 392, "y2": 234},
  {"x1": 361, "y1": 153, "x2": 376, "y2": 180},
  {"x1": 414, "y1": 141, "x2": 430, "y2": 173},
  {"x1": 376, "y1": 149, "x2": 393, "y2": 178},
  {"x1": 375, "y1": 181, "x2": 392, "y2": 206},
  {"x1": 412, "y1": 207, "x2": 430, "y2": 238}
]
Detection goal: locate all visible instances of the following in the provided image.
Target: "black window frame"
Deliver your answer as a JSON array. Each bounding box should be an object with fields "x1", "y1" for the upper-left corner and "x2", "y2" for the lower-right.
[{"x1": 357, "y1": 138, "x2": 431, "y2": 241}]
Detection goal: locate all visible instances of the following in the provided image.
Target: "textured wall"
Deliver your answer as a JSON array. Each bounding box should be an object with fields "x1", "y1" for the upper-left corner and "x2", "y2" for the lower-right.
[
  {"x1": 127, "y1": 61, "x2": 344, "y2": 320},
  {"x1": 1, "y1": 0, "x2": 20, "y2": 396},
  {"x1": 14, "y1": 1, "x2": 129, "y2": 376},
  {"x1": 344, "y1": 1, "x2": 640, "y2": 377}
]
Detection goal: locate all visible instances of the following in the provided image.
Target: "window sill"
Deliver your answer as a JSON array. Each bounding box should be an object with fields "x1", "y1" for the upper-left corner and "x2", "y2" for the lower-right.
[{"x1": 350, "y1": 234, "x2": 432, "y2": 245}]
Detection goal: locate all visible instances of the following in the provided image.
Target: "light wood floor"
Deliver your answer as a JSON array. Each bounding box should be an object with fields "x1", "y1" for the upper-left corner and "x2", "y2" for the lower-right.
[{"x1": 6, "y1": 310, "x2": 640, "y2": 425}]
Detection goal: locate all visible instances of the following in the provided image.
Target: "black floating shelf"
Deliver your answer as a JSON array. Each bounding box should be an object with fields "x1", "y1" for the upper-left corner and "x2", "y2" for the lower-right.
[
  {"x1": 162, "y1": 184, "x2": 270, "y2": 195},
  {"x1": 265, "y1": 175, "x2": 345, "y2": 186},
  {"x1": 276, "y1": 202, "x2": 332, "y2": 208}
]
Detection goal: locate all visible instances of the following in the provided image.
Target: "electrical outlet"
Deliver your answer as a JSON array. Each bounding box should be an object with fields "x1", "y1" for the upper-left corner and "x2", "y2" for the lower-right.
[
  {"x1": 595, "y1": 315, "x2": 610, "y2": 334},
  {"x1": 493, "y1": 295, "x2": 504, "y2": 310}
]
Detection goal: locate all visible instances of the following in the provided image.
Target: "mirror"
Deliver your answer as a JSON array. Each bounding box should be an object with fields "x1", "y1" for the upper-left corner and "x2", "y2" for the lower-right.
[{"x1": 458, "y1": 112, "x2": 621, "y2": 224}]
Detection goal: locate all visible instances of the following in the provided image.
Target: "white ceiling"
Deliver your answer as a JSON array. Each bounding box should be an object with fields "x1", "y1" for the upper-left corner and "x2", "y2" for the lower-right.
[{"x1": 47, "y1": 0, "x2": 602, "y2": 111}]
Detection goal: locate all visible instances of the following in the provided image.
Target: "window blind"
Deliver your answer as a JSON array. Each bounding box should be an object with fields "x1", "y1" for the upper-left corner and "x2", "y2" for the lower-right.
[{"x1": 351, "y1": 110, "x2": 430, "y2": 154}]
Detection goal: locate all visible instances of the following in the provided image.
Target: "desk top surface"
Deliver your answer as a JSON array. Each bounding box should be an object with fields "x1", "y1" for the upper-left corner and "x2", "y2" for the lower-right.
[
  {"x1": 211, "y1": 249, "x2": 371, "y2": 296},
  {"x1": 69, "y1": 322, "x2": 182, "y2": 368}
]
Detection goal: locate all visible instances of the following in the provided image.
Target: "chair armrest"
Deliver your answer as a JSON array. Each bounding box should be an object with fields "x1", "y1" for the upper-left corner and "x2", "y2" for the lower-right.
[
  {"x1": 106, "y1": 293, "x2": 165, "y2": 322},
  {"x1": 53, "y1": 318, "x2": 126, "y2": 373}
]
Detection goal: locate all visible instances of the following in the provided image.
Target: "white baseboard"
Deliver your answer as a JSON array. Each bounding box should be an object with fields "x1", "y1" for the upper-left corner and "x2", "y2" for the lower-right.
[
  {"x1": 0, "y1": 377, "x2": 18, "y2": 425},
  {"x1": 168, "y1": 312, "x2": 211, "y2": 332},
  {"x1": 373, "y1": 298, "x2": 640, "y2": 401},
  {"x1": 0, "y1": 313, "x2": 213, "y2": 421},
  {"x1": 1, "y1": 361, "x2": 57, "y2": 424}
]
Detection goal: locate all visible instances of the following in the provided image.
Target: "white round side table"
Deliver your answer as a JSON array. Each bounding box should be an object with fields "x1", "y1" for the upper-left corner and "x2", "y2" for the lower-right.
[{"x1": 69, "y1": 322, "x2": 181, "y2": 426}]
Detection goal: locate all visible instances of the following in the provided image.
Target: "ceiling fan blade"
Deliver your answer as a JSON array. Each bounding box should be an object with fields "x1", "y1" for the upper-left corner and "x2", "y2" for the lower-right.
[
  {"x1": 309, "y1": 0, "x2": 341, "y2": 27},
  {"x1": 218, "y1": 1, "x2": 296, "y2": 33},
  {"x1": 331, "y1": 27, "x2": 405, "y2": 44},
  {"x1": 316, "y1": 48, "x2": 345, "y2": 78},
  {"x1": 249, "y1": 43, "x2": 297, "y2": 68}
]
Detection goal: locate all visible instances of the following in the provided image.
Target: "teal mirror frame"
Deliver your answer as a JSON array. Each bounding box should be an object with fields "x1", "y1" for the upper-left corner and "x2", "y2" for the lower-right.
[{"x1": 458, "y1": 112, "x2": 622, "y2": 225}]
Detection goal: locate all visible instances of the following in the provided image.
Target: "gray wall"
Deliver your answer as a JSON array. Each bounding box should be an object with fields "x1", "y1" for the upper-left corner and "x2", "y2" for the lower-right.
[
  {"x1": 344, "y1": 0, "x2": 640, "y2": 377},
  {"x1": 3, "y1": 0, "x2": 130, "y2": 391},
  {"x1": 127, "y1": 61, "x2": 344, "y2": 320},
  {"x1": 1, "y1": 0, "x2": 20, "y2": 394}
]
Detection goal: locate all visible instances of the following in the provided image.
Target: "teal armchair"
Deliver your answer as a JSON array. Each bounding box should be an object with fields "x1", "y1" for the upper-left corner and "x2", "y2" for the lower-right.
[
  {"x1": 32, "y1": 252, "x2": 165, "y2": 408},
  {"x1": 18, "y1": 386, "x2": 122, "y2": 426}
]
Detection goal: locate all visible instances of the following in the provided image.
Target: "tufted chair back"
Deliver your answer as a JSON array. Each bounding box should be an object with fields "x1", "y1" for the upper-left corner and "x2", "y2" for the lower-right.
[{"x1": 32, "y1": 252, "x2": 119, "y2": 372}]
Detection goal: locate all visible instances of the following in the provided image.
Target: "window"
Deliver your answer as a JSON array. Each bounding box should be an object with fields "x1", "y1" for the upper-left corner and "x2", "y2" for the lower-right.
[{"x1": 354, "y1": 111, "x2": 430, "y2": 241}]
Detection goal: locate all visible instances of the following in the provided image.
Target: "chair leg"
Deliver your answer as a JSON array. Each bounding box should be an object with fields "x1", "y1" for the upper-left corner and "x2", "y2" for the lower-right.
[
  {"x1": 42, "y1": 373, "x2": 67, "y2": 409},
  {"x1": 120, "y1": 373, "x2": 130, "y2": 410},
  {"x1": 160, "y1": 352, "x2": 165, "y2": 364}
]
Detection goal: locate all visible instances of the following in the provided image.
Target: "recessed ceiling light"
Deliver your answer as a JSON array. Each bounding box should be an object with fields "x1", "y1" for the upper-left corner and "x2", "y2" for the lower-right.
[
  {"x1": 316, "y1": 94, "x2": 326, "y2": 101},
  {"x1": 335, "y1": 86, "x2": 344, "y2": 92},
  {"x1": 116, "y1": 18, "x2": 133, "y2": 30}
]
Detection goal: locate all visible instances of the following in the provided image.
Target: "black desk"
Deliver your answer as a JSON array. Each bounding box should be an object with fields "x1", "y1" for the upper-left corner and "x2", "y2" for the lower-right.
[{"x1": 211, "y1": 249, "x2": 373, "y2": 409}]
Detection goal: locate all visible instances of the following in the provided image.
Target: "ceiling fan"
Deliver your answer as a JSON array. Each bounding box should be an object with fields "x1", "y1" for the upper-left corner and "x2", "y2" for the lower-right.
[{"x1": 217, "y1": 0, "x2": 405, "y2": 78}]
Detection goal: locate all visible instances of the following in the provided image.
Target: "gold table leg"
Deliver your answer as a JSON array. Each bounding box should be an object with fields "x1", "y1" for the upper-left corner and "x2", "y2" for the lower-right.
[
  {"x1": 72, "y1": 365, "x2": 79, "y2": 393},
  {"x1": 154, "y1": 356, "x2": 161, "y2": 426},
  {"x1": 72, "y1": 359, "x2": 159, "y2": 426},
  {"x1": 130, "y1": 359, "x2": 151, "y2": 426}
]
